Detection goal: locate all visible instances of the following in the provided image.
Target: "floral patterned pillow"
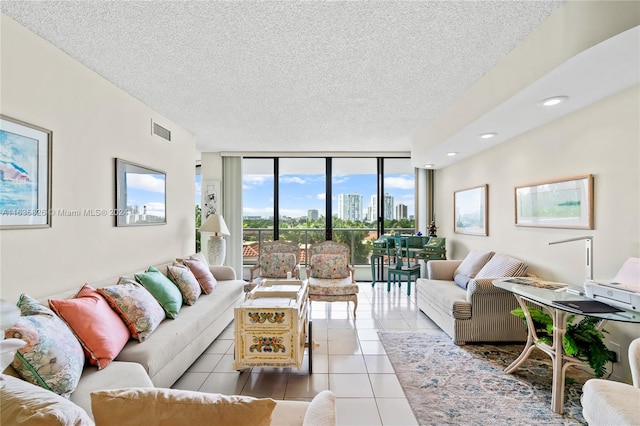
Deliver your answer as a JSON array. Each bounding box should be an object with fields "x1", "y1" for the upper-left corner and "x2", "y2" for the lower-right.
[
  {"x1": 167, "y1": 263, "x2": 202, "y2": 305},
  {"x1": 260, "y1": 253, "x2": 296, "y2": 278},
  {"x1": 310, "y1": 254, "x2": 349, "y2": 279},
  {"x1": 5, "y1": 294, "x2": 84, "y2": 398},
  {"x1": 97, "y1": 278, "x2": 166, "y2": 342}
]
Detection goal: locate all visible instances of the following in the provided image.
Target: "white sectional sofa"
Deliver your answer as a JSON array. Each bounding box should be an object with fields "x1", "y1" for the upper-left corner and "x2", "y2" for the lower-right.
[
  {"x1": 415, "y1": 251, "x2": 530, "y2": 345},
  {"x1": 2, "y1": 252, "x2": 337, "y2": 425}
]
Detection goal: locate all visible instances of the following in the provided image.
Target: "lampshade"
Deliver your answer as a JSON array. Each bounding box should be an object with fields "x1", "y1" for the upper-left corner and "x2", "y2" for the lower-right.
[{"x1": 200, "y1": 213, "x2": 230, "y2": 236}]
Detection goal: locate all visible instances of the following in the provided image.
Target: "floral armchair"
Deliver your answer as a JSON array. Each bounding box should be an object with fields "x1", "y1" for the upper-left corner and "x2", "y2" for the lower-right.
[
  {"x1": 306, "y1": 241, "x2": 359, "y2": 318},
  {"x1": 250, "y1": 241, "x2": 300, "y2": 283}
]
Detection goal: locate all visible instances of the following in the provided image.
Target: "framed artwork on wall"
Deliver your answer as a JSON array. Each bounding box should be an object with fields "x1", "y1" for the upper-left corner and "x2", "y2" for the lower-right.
[
  {"x1": 0, "y1": 115, "x2": 52, "y2": 229},
  {"x1": 454, "y1": 184, "x2": 488, "y2": 236},
  {"x1": 515, "y1": 174, "x2": 594, "y2": 229},
  {"x1": 115, "y1": 158, "x2": 166, "y2": 226},
  {"x1": 201, "y1": 179, "x2": 221, "y2": 220}
]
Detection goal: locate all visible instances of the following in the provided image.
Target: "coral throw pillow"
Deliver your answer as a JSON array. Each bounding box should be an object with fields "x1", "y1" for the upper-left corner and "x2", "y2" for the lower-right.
[{"x1": 49, "y1": 284, "x2": 131, "y2": 369}]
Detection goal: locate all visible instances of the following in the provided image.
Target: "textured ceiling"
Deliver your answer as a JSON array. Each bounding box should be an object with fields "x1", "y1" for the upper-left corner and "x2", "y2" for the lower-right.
[{"x1": 0, "y1": 1, "x2": 564, "y2": 154}]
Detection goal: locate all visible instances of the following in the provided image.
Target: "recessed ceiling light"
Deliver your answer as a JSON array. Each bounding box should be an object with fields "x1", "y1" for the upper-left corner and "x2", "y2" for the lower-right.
[
  {"x1": 479, "y1": 132, "x2": 497, "y2": 139},
  {"x1": 540, "y1": 96, "x2": 569, "y2": 107},
  {"x1": 424, "y1": 163, "x2": 434, "y2": 168},
  {"x1": 446, "y1": 152, "x2": 458, "y2": 157}
]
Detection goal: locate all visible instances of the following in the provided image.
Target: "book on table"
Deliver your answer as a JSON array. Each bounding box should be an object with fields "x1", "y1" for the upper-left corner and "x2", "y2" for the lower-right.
[{"x1": 503, "y1": 277, "x2": 568, "y2": 290}]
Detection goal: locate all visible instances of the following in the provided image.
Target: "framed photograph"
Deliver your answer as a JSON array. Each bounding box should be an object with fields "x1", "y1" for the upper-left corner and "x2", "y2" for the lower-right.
[
  {"x1": 515, "y1": 174, "x2": 593, "y2": 229},
  {"x1": 0, "y1": 115, "x2": 52, "y2": 229},
  {"x1": 115, "y1": 158, "x2": 166, "y2": 226},
  {"x1": 454, "y1": 184, "x2": 488, "y2": 236},
  {"x1": 201, "y1": 179, "x2": 221, "y2": 220}
]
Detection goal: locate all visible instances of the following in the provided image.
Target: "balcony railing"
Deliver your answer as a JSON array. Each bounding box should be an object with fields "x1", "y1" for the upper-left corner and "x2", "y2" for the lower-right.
[{"x1": 242, "y1": 227, "x2": 415, "y2": 266}]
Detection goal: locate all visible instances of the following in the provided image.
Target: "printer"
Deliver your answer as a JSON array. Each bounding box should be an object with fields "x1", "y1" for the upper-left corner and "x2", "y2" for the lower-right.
[{"x1": 584, "y1": 257, "x2": 640, "y2": 312}]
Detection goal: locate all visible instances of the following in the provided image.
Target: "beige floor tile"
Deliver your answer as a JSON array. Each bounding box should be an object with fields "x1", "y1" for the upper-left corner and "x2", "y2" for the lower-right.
[
  {"x1": 328, "y1": 355, "x2": 368, "y2": 374},
  {"x1": 357, "y1": 329, "x2": 381, "y2": 340},
  {"x1": 360, "y1": 340, "x2": 386, "y2": 355},
  {"x1": 364, "y1": 355, "x2": 395, "y2": 374},
  {"x1": 187, "y1": 353, "x2": 223, "y2": 372},
  {"x1": 376, "y1": 397, "x2": 419, "y2": 425},
  {"x1": 204, "y1": 338, "x2": 233, "y2": 354},
  {"x1": 285, "y1": 373, "x2": 329, "y2": 398},
  {"x1": 369, "y1": 374, "x2": 405, "y2": 397},
  {"x1": 171, "y1": 372, "x2": 209, "y2": 391},
  {"x1": 241, "y1": 372, "x2": 288, "y2": 398},
  {"x1": 328, "y1": 339, "x2": 362, "y2": 355},
  {"x1": 199, "y1": 372, "x2": 248, "y2": 394},
  {"x1": 329, "y1": 374, "x2": 374, "y2": 397},
  {"x1": 335, "y1": 397, "x2": 382, "y2": 426}
]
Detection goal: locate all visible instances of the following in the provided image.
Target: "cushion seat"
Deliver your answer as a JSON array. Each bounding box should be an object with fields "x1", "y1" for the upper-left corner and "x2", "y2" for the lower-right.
[{"x1": 308, "y1": 277, "x2": 359, "y2": 296}]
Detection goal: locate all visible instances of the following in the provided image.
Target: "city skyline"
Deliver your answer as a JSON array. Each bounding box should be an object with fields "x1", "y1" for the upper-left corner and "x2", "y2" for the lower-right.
[{"x1": 196, "y1": 172, "x2": 415, "y2": 220}]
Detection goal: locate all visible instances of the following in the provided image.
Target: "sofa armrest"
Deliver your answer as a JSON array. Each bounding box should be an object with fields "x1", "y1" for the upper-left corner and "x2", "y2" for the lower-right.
[
  {"x1": 302, "y1": 390, "x2": 336, "y2": 426},
  {"x1": 466, "y1": 278, "x2": 519, "y2": 304},
  {"x1": 209, "y1": 265, "x2": 237, "y2": 281},
  {"x1": 426, "y1": 260, "x2": 462, "y2": 280}
]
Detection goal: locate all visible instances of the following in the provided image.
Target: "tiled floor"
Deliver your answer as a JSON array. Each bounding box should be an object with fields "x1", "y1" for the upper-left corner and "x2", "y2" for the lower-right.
[{"x1": 172, "y1": 281, "x2": 441, "y2": 425}]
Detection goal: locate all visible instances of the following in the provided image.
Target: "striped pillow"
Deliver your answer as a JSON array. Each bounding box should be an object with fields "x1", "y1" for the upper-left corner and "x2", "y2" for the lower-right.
[{"x1": 475, "y1": 253, "x2": 528, "y2": 278}]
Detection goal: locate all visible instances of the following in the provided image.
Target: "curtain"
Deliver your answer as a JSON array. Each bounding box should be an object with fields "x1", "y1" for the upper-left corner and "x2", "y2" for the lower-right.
[{"x1": 222, "y1": 156, "x2": 243, "y2": 278}]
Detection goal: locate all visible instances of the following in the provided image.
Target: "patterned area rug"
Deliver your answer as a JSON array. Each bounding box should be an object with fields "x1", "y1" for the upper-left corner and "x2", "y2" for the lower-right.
[{"x1": 379, "y1": 331, "x2": 592, "y2": 425}]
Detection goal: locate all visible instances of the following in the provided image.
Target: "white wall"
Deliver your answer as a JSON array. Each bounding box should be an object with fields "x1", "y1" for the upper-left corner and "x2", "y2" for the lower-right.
[
  {"x1": 433, "y1": 85, "x2": 640, "y2": 382},
  {"x1": 0, "y1": 15, "x2": 196, "y2": 302}
]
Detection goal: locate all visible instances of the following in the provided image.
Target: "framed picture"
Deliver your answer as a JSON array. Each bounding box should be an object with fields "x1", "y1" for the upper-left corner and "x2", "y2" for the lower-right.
[
  {"x1": 454, "y1": 184, "x2": 488, "y2": 236},
  {"x1": 115, "y1": 158, "x2": 166, "y2": 226},
  {"x1": 0, "y1": 115, "x2": 52, "y2": 229},
  {"x1": 201, "y1": 179, "x2": 221, "y2": 220},
  {"x1": 515, "y1": 174, "x2": 593, "y2": 229}
]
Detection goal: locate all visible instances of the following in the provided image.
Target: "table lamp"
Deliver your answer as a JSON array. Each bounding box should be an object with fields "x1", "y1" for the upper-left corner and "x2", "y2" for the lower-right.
[
  {"x1": 0, "y1": 299, "x2": 26, "y2": 388},
  {"x1": 200, "y1": 213, "x2": 230, "y2": 266}
]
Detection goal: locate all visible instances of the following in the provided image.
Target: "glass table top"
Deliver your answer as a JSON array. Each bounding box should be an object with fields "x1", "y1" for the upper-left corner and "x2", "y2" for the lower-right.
[{"x1": 493, "y1": 278, "x2": 640, "y2": 323}]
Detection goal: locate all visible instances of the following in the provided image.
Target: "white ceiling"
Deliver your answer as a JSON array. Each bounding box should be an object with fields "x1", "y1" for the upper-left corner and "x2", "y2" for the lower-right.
[{"x1": 1, "y1": 0, "x2": 567, "y2": 158}]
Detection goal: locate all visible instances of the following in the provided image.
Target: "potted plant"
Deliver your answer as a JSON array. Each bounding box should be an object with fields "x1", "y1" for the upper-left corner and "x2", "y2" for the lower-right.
[{"x1": 511, "y1": 307, "x2": 614, "y2": 378}]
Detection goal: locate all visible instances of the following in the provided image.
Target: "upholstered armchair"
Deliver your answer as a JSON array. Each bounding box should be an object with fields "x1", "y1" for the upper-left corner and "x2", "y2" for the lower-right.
[
  {"x1": 250, "y1": 241, "x2": 300, "y2": 283},
  {"x1": 581, "y1": 337, "x2": 640, "y2": 425},
  {"x1": 306, "y1": 241, "x2": 359, "y2": 318}
]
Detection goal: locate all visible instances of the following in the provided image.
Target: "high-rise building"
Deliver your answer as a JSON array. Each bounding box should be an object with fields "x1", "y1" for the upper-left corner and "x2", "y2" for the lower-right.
[
  {"x1": 307, "y1": 209, "x2": 319, "y2": 221},
  {"x1": 396, "y1": 203, "x2": 408, "y2": 220},
  {"x1": 338, "y1": 193, "x2": 363, "y2": 221},
  {"x1": 368, "y1": 193, "x2": 395, "y2": 221}
]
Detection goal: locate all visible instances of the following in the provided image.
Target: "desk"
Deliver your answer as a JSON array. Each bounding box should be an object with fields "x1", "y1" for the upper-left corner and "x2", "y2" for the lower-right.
[{"x1": 493, "y1": 278, "x2": 640, "y2": 414}]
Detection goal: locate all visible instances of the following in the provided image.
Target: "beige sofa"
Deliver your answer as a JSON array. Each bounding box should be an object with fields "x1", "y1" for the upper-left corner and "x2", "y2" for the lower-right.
[{"x1": 415, "y1": 251, "x2": 530, "y2": 345}]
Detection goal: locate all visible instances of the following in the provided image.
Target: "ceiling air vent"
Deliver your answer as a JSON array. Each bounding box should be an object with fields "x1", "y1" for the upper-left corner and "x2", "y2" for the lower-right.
[{"x1": 151, "y1": 120, "x2": 171, "y2": 142}]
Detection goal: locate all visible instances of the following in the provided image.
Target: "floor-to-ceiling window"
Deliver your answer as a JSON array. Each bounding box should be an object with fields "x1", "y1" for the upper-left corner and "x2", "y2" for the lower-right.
[{"x1": 242, "y1": 157, "x2": 415, "y2": 269}]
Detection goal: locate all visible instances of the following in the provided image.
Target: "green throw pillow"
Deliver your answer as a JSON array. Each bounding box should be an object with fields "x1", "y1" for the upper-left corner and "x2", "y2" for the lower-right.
[{"x1": 135, "y1": 266, "x2": 183, "y2": 319}]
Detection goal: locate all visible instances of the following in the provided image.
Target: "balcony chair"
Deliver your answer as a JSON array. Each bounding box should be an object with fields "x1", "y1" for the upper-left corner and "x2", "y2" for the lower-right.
[
  {"x1": 249, "y1": 241, "x2": 300, "y2": 283},
  {"x1": 306, "y1": 241, "x2": 359, "y2": 318},
  {"x1": 581, "y1": 337, "x2": 640, "y2": 425}
]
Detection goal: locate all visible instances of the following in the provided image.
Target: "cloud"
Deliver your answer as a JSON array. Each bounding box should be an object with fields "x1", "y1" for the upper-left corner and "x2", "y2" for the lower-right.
[
  {"x1": 384, "y1": 175, "x2": 414, "y2": 190},
  {"x1": 243, "y1": 174, "x2": 272, "y2": 186},
  {"x1": 127, "y1": 173, "x2": 165, "y2": 193},
  {"x1": 280, "y1": 176, "x2": 306, "y2": 184},
  {"x1": 332, "y1": 175, "x2": 349, "y2": 184},
  {"x1": 317, "y1": 193, "x2": 326, "y2": 200}
]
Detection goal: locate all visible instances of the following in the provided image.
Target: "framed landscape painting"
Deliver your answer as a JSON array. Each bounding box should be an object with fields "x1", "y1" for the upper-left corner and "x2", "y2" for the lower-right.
[
  {"x1": 115, "y1": 158, "x2": 166, "y2": 226},
  {"x1": 515, "y1": 174, "x2": 593, "y2": 229},
  {"x1": 454, "y1": 184, "x2": 488, "y2": 236},
  {"x1": 0, "y1": 115, "x2": 52, "y2": 229}
]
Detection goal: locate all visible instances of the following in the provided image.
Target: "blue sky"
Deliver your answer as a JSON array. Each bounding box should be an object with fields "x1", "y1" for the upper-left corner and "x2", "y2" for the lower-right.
[{"x1": 241, "y1": 173, "x2": 414, "y2": 219}]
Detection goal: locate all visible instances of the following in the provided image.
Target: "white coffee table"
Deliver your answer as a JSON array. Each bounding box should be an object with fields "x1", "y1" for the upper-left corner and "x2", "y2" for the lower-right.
[{"x1": 233, "y1": 279, "x2": 312, "y2": 372}]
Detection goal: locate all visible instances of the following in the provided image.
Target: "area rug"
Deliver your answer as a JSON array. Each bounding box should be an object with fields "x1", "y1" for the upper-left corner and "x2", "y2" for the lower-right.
[{"x1": 379, "y1": 331, "x2": 593, "y2": 425}]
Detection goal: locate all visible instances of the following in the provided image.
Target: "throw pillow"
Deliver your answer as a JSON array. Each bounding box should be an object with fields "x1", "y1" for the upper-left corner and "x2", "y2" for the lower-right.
[
  {"x1": 310, "y1": 253, "x2": 349, "y2": 279},
  {"x1": 260, "y1": 252, "x2": 296, "y2": 278},
  {"x1": 181, "y1": 258, "x2": 217, "y2": 294},
  {"x1": 91, "y1": 388, "x2": 276, "y2": 426},
  {"x1": 0, "y1": 375, "x2": 93, "y2": 425},
  {"x1": 49, "y1": 285, "x2": 131, "y2": 370},
  {"x1": 97, "y1": 278, "x2": 166, "y2": 342},
  {"x1": 5, "y1": 294, "x2": 84, "y2": 398},
  {"x1": 134, "y1": 266, "x2": 183, "y2": 318},
  {"x1": 453, "y1": 250, "x2": 495, "y2": 289},
  {"x1": 167, "y1": 263, "x2": 202, "y2": 305},
  {"x1": 475, "y1": 253, "x2": 528, "y2": 278}
]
